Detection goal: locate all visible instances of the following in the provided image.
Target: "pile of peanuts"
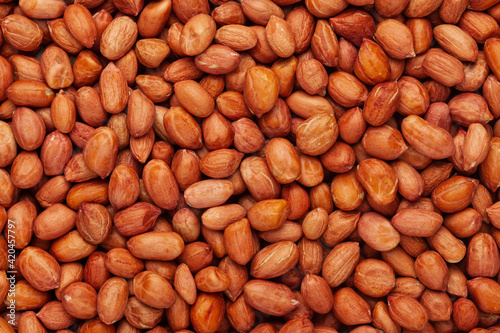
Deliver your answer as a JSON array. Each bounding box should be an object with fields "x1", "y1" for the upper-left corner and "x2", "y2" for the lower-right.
[{"x1": 1, "y1": 0, "x2": 500, "y2": 331}]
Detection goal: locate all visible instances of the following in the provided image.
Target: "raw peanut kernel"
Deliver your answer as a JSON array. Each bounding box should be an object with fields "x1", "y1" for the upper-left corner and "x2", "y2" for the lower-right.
[
  {"x1": 83, "y1": 127, "x2": 118, "y2": 179},
  {"x1": 179, "y1": 14, "x2": 216, "y2": 56},
  {"x1": 18, "y1": 247, "x2": 61, "y2": 291},
  {"x1": 63, "y1": 4, "x2": 97, "y2": 49},
  {"x1": 332, "y1": 287, "x2": 372, "y2": 326},
  {"x1": 401, "y1": 115, "x2": 455, "y2": 160},
  {"x1": 1, "y1": 15, "x2": 43, "y2": 52},
  {"x1": 354, "y1": 38, "x2": 391, "y2": 85},
  {"x1": 264, "y1": 138, "x2": 300, "y2": 184},
  {"x1": 388, "y1": 295, "x2": 429, "y2": 330},
  {"x1": 100, "y1": 16, "x2": 138, "y2": 60},
  {"x1": 374, "y1": 19, "x2": 415, "y2": 59},
  {"x1": 244, "y1": 66, "x2": 279, "y2": 118},
  {"x1": 356, "y1": 158, "x2": 398, "y2": 206}
]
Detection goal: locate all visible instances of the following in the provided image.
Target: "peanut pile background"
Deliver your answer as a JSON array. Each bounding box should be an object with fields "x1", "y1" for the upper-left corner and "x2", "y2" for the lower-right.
[{"x1": 1, "y1": 0, "x2": 500, "y2": 331}]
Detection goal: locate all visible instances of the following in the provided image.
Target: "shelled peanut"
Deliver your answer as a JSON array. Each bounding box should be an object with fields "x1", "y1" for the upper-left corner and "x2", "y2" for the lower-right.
[{"x1": 1, "y1": 0, "x2": 500, "y2": 331}]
